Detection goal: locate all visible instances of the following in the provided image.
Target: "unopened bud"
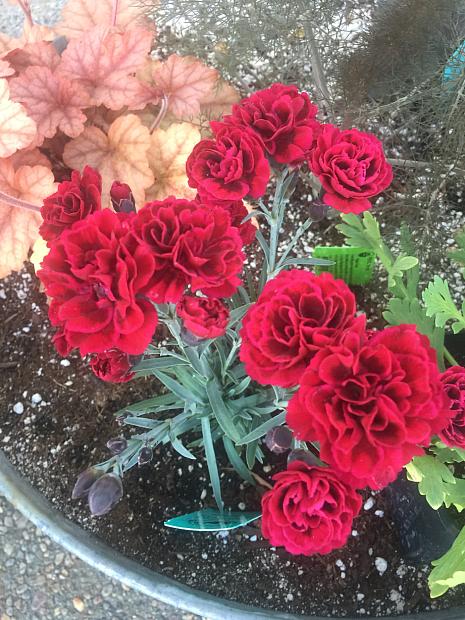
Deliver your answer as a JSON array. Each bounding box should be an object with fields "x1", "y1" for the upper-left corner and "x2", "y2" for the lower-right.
[
  {"x1": 138, "y1": 446, "x2": 153, "y2": 466},
  {"x1": 265, "y1": 426, "x2": 293, "y2": 454},
  {"x1": 88, "y1": 473, "x2": 123, "y2": 516},
  {"x1": 287, "y1": 448, "x2": 320, "y2": 467},
  {"x1": 308, "y1": 200, "x2": 329, "y2": 222},
  {"x1": 180, "y1": 325, "x2": 207, "y2": 347},
  {"x1": 110, "y1": 181, "x2": 135, "y2": 213},
  {"x1": 72, "y1": 467, "x2": 103, "y2": 500},
  {"x1": 106, "y1": 437, "x2": 127, "y2": 455}
]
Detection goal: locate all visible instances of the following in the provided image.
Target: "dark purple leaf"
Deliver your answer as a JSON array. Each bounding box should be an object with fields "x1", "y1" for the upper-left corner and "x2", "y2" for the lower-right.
[{"x1": 138, "y1": 446, "x2": 153, "y2": 466}]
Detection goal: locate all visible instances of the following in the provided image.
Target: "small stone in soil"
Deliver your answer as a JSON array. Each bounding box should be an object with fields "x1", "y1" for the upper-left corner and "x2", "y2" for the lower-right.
[
  {"x1": 363, "y1": 497, "x2": 375, "y2": 510},
  {"x1": 375, "y1": 557, "x2": 388, "y2": 576},
  {"x1": 31, "y1": 393, "x2": 42, "y2": 405},
  {"x1": 12, "y1": 402, "x2": 24, "y2": 415}
]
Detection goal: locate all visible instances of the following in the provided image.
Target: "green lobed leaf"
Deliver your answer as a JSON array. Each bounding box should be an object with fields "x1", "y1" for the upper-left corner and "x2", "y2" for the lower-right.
[
  {"x1": 382, "y1": 297, "x2": 445, "y2": 369},
  {"x1": 422, "y1": 276, "x2": 465, "y2": 332},
  {"x1": 429, "y1": 526, "x2": 465, "y2": 597},
  {"x1": 405, "y1": 455, "x2": 456, "y2": 510}
]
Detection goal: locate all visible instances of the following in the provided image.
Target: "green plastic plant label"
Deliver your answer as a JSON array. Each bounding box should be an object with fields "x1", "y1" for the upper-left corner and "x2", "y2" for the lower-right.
[
  {"x1": 164, "y1": 508, "x2": 261, "y2": 531},
  {"x1": 313, "y1": 246, "x2": 375, "y2": 286}
]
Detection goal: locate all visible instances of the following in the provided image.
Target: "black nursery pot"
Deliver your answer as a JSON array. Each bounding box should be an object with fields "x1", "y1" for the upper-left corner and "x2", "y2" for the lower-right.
[
  {"x1": 385, "y1": 472, "x2": 459, "y2": 564},
  {"x1": 444, "y1": 332, "x2": 465, "y2": 366},
  {"x1": 2, "y1": 452, "x2": 465, "y2": 620}
]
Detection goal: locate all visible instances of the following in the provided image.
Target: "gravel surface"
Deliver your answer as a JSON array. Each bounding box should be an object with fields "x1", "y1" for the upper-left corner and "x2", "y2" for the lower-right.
[
  {"x1": 0, "y1": 496, "x2": 202, "y2": 620},
  {"x1": 0, "y1": 2, "x2": 200, "y2": 619}
]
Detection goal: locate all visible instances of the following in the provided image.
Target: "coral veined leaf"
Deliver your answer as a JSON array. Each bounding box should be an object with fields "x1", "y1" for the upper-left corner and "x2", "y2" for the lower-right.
[
  {"x1": 59, "y1": 25, "x2": 153, "y2": 110},
  {"x1": 0, "y1": 24, "x2": 55, "y2": 58},
  {"x1": 154, "y1": 54, "x2": 218, "y2": 119},
  {"x1": 63, "y1": 114, "x2": 153, "y2": 207},
  {"x1": 10, "y1": 65, "x2": 91, "y2": 142},
  {"x1": 57, "y1": 0, "x2": 154, "y2": 39},
  {"x1": 200, "y1": 79, "x2": 240, "y2": 120},
  {"x1": 0, "y1": 78, "x2": 36, "y2": 158},
  {"x1": 8, "y1": 148, "x2": 51, "y2": 169},
  {"x1": 146, "y1": 122, "x2": 200, "y2": 201},
  {"x1": 5, "y1": 41, "x2": 61, "y2": 73},
  {"x1": 0, "y1": 59, "x2": 14, "y2": 78},
  {"x1": 0, "y1": 160, "x2": 56, "y2": 278}
]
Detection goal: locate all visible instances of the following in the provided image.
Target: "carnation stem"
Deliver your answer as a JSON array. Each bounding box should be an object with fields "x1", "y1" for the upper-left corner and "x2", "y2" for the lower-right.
[
  {"x1": 111, "y1": 0, "x2": 119, "y2": 27},
  {"x1": 0, "y1": 190, "x2": 41, "y2": 214},
  {"x1": 444, "y1": 347, "x2": 460, "y2": 367}
]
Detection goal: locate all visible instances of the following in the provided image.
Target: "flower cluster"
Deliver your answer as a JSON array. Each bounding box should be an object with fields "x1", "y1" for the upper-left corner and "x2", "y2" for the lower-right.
[
  {"x1": 186, "y1": 82, "x2": 392, "y2": 215},
  {"x1": 37, "y1": 81, "x2": 453, "y2": 564},
  {"x1": 38, "y1": 172, "x2": 246, "y2": 377}
]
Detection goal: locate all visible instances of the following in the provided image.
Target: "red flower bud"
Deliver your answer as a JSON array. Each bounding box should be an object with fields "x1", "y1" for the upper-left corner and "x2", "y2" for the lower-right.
[{"x1": 110, "y1": 181, "x2": 135, "y2": 213}]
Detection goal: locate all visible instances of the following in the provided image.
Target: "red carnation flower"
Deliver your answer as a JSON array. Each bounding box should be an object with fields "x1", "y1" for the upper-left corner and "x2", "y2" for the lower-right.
[
  {"x1": 195, "y1": 195, "x2": 256, "y2": 246},
  {"x1": 90, "y1": 349, "x2": 135, "y2": 383},
  {"x1": 261, "y1": 461, "x2": 362, "y2": 556},
  {"x1": 239, "y1": 270, "x2": 357, "y2": 388},
  {"x1": 177, "y1": 295, "x2": 229, "y2": 339},
  {"x1": 132, "y1": 197, "x2": 198, "y2": 303},
  {"x1": 186, "y1": 123, "x2": 270, "y2": 202},
  {"x1": 224, "y1": 83, "x2": 321, "y2": 165},
  {"x1": 133, "y1": 197, "x2": 245, "y2": 301},
  {"x1": 287, "y1": 324, "x2": 452, "y2": 489},
  {"x1": 39, "y1": 165, "x2": 102, "y2": 244},
  {"x1": 439, "y1": 366, "x2": 465, "y2": 448},
  {"x1": 310, "y1": 124, "x2": 393, "y2": 214},
  {"x1": 38, "y1": 209, "x2": 158, "y2": 356}
]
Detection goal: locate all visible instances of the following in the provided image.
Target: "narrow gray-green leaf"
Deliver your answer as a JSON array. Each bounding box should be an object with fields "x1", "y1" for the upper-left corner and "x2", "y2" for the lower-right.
[{"x1": 201, "y1": 417, "x2": 223, "y2": 511}]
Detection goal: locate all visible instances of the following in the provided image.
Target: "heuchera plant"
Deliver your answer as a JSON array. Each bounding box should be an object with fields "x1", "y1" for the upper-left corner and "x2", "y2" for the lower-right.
[
  {"x1": 0, "y1": 0, "x2": 239, "y2": 279},
  {"x1": 18, "y1": 58, "x2": 465, "y2": 594}
]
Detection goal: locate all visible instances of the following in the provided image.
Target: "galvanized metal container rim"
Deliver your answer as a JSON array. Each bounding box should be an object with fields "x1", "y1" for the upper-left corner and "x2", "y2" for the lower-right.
[{"x1": 1, "y1": 450, "x2": 464, "y2": 620}]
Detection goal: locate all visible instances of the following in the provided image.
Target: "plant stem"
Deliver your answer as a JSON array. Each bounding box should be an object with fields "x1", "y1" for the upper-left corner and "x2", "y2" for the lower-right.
[
  {"x1": 444, "y1": 347, "x2": 460, "y2": 367},
  {"x1": 0, "y1": 190, "x2": 41, "y2": 213},
  {"x1": 150, "y1": 96, "x2": 169, "y2": 133},
  {"x1": 17, "y1": 0, "x2": 33, "y2": 29},
  {"x1": 111, "y1": 0, "x2": 119, "y2": 27}
]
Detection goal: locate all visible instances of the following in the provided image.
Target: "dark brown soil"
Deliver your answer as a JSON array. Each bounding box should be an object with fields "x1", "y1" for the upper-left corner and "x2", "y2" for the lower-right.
[{"x1": 2, "y1": 197, "x2": 465, "y2": 619}]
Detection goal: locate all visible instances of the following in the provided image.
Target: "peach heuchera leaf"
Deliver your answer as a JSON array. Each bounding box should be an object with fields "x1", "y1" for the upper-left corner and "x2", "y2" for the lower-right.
[
  {"x1": 59, "y1": 25, "x2": 153, "y2": 110},
  {"x1": 5, "y1": 41, "x2": 61, "y2": 73},
  {"x1": 0, "y1": 160, "x2": 56, "y2": 278},
  {"x1": 0, "y1": 59, "x2": 14, "y2": 78},
  {"x1": 0, "y1": 78, "x2": 36, "y2": 158},
  {"x1": 57, "y1": 0, "x2": 154, "y2": 39},
  {"x1": 201, "y1": 80, "x2": 241, "y2": 119},
  {"x1": 10, "y1": 65, "x2": 91, "y2": 142},
  {"x1": 154, "y1": 54, "x2": 218, "y2": 119},
  {"x1": 8, "y1": 148, "x2": 51, "y2": 169},
  {"x1": 146, "y1": 122, "x2": 200, "y2": 201},
  {"x1": 63, "y1": 114, "x2": 153, "y2": 206}
]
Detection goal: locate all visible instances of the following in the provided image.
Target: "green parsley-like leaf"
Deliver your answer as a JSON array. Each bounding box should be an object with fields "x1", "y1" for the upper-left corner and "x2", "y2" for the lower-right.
[
  {"x1": 383, "y1": 297, "x2": 444, "y2": 369},
  {"x1": 422, "y1": 276, "x2": 465, "y2": 333},
  {"x1": 429, "y1": 526, "x2": 465, "y2": 597},
  {"x1": 405, "y1": 455, "x2": 456, "y2": 510}
]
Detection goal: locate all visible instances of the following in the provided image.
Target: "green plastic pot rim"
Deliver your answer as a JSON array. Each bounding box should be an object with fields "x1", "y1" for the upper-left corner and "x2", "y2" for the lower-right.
[{"x1": 0, "y1": 450, "x2": 464, "y2": 620}]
